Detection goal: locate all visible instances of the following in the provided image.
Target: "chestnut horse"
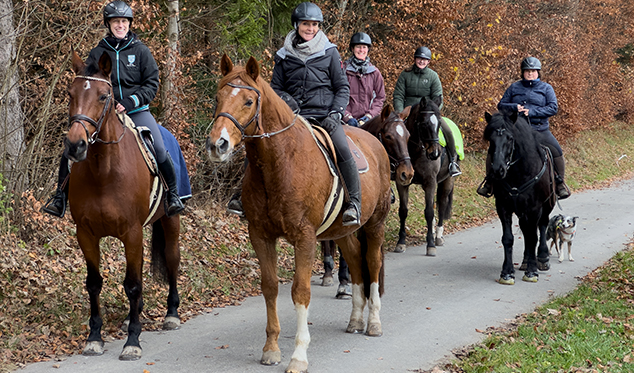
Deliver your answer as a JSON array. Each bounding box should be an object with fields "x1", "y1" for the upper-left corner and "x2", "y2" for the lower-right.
[
  {"x1": 206, "y1": 55, "x2": 391, "y2": 373},
  {"x1": 64, "y1": 51, "x2": 181, "y2": 360}
]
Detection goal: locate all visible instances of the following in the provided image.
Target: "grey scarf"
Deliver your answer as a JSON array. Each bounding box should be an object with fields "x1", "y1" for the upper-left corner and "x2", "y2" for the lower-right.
[{"x1": 283, "y1": 29, "x2": 328, "y2": 62}]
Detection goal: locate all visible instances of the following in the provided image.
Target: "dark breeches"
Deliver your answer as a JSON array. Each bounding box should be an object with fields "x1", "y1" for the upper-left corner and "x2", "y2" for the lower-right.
[
  {"x1": 129, "y1": 110, "x2": 167, "y2": 163},
  {"x1": 330, "y1": 124, "x2": 353, "y2": 162}
]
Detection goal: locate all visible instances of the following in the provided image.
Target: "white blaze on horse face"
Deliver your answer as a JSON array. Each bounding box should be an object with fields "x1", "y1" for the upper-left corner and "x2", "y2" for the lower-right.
[
  {"x1": 83, "y1": 81, "x2": 91, "y2": 90},
  {"x1": 230, "y1": 87, "x2": 240, "y2": 97},
  {"x1": 291, "y1": 304, "x2": 310, "y2": 365},
  {"x1": 396, "y1": 124, "x2": 405, "y2": 137},
  {"x1": 429, "y1": 114, "x2": 439, "y2": 132}
]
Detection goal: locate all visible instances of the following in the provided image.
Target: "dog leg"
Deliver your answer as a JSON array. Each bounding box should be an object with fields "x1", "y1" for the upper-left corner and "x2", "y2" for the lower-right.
[
  {"x1": 557, "y1": 239, "x2": 564, "y2": 263},
  {"x1": 568, "y1": 241, "x2": 574, "y2": 262}
]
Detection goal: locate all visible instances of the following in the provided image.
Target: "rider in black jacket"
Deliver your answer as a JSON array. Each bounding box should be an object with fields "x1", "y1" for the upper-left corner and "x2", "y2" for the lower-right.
[{"x1": 43, "y1": 0, "x2": 184, "y2": 218}]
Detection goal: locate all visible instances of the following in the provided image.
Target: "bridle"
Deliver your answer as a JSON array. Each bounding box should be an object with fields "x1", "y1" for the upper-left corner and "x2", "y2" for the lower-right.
[
  {"x1": 378, "y1": 117, "x2": 411, "y2": 171},
  {"x1": 70, "y1": 75, "x2": 126, "y2": 145},
  {"x1": 494, "y1": 127, "x2": 517, "y2": 173},
  {"x1": 414, "y1": 110, "x2": 440, "y2": 149},
  {"x1": 215, "y1": 82, "x2": 296, "y2": 139}
]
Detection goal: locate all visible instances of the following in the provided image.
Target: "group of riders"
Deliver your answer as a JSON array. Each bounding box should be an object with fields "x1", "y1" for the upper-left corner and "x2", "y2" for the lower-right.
[{"x1": 43, "y1": 1, "x2": 571, "y2": 230}]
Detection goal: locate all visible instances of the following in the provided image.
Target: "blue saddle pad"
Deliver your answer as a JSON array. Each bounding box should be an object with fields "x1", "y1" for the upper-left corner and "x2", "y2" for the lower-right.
[{"x1": 159, "y1": 125, "x2": 192, "y2": 200}]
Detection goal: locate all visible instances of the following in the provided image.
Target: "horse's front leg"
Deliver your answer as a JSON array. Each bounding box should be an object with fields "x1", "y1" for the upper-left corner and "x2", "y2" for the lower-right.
[
  {"x1": 287, "y1": 234, "x2": 317, "y2": 373},
  {"x1": 395, "y1": 183, "x2": 410, "y2": 253},
  {"x1": 119, "y1": 225, "x2": 145, "y2": 360},
  {"x1": 362, "y1": 226, "x2": 385, "y2": 337},
  {"x1": 249, "y1": 230, "x2": 281, "y2": 366},
  {"x1": 434, "y1": 179, "x2": 453, "y2": 247},
  {"x1": 497, "y1": 206, "x2": 515, "y2": 285},
  {"x1": 77, "y1": 230, "x2": 105, "y2": 356},
  {"x1": 424, "y1": 182, "x2": 438, "y2": 256},
  {"x1": 519, "y1": 216, "x2": 540, "y2": 283}
]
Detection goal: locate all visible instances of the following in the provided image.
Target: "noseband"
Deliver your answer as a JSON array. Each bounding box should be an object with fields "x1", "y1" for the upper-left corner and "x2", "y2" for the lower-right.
[
  {"x1": 415, "y1": 110, "x2": 440, "y2": 148},
  {"x1": 378, "y1": 118, "x2": 411, "y2": 169},
  {"x1": 69, "y1": 76, "x2": 125, "y2": 145}
]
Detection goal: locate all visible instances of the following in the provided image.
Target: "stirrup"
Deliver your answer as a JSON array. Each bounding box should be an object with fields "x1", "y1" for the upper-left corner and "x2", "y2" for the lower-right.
[
  {"x1": 165, "y1": 192, "x2": 185, "y2": 217},
  {"x1": 476, "y1": 178, "x2": 493, "y2": 198},
  {"x1": 342, "y1": 203, "x2": 360, "y2": 226},
  {"x1": 227, "y1": 197, "x2": 245, "y2": 218},
  {"x1": 556, "y1": 182, "x2": 571, "y2": 200},
  {"x1": 42, "y1": 190, "x2": 67, "y2": 218},
  {"x1": 449, "y1": 162, "x2": 462, "y2": 177}
]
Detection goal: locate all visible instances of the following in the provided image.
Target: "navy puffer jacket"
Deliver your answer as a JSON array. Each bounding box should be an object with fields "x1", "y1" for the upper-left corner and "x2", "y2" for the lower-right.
[{"x1": 497, "y1": 78, "x2": 558, "y2": 131}]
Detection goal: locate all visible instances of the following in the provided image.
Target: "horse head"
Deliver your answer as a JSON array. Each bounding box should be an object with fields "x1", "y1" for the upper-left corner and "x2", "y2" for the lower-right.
[
  {"x1": 206, "y1": 54, "x2": 266, "y2": 162},
  {"x1": 412, "y1": 96, "x2": 443, "y2": 160},
  {"x1": 484, "y1": 111, "x2": 517, "y2": 180},
  {"x1": 65, "y1": 50, "x2": 115, "y2": 162},
  {"x1": 376, "y1": 104, "x2": 414, "y2": 186}
]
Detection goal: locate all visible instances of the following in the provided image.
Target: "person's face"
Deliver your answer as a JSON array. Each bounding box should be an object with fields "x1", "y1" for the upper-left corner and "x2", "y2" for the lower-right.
[
  {"x1": 523, "y1": 69, "x2": 539, "y2": 81},
  {"x1": 297, "y1": 20, "x2": 319, "y2": 41},
  {"x1": 415, "y1": 57, "x2": 430, "y2": 69},
  {"x1": 109, "y1": 17, "x2": 130, "y2": 39},
  {"x1": 353, "y1": 44, "x2": 369, "y2": 60}
]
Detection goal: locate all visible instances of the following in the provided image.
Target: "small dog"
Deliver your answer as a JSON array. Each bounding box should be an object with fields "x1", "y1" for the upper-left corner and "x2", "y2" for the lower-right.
[{"x1": 547, "y1": 214, "x2": 578, "y2": 263}]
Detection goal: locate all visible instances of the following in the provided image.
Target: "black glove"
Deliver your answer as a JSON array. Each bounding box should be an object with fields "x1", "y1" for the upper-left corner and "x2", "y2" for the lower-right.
[
  {"x1": 320, "y1": 112, "x2": 342, "y2": 135},
  {"x1": 279, "y1": 92, "x2": 299, "y2": 113}
]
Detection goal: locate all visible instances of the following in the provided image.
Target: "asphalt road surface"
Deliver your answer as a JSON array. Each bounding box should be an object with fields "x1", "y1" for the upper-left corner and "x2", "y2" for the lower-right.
[{"x1": 21, "y1": 177, "x2": 634, "y2": 373}]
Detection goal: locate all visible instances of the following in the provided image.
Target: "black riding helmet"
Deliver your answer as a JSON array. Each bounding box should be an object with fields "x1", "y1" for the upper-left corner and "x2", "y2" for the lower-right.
[
  {"x1": 414, "y1": 46, "x2": 432, "y2": 60},
  {"x1": 521, "y1": 56, "x2": 542, "y2": 71},
  {"x1": 349, "y1": 32, "x2": 372, "y2": 51},
  {"x1": 291, "y1": 2, "x2": 323, "y2": 28},
  {"x1": 103, "y1": 0, "x2": 134, "y2": 28}
]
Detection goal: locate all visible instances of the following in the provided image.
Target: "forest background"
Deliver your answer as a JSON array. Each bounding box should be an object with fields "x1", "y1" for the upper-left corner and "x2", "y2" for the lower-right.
[{"x1": 1, "y1": 0, "x2": 634, "y2": 369}]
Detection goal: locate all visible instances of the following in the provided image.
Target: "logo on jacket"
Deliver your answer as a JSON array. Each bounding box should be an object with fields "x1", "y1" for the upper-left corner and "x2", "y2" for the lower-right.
[{"x1": 127, "y1": 54, "x2": 136, "y2": 67}]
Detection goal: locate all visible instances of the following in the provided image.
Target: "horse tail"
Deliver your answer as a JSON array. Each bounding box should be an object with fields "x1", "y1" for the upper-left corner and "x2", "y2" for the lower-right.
[
  {"x1": 357, "y1": 227, "x2": 385, "y2": 298},
  {"x1": 151, "y1": 220, "x2": 169, "y2": 283}
]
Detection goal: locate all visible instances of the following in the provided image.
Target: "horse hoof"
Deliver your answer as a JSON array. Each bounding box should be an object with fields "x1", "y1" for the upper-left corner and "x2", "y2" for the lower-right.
[
  {"x1": 365, "y1": 322, "x2": 383, "y2": 337},
  {"x1": 498, "y1": 276, "x2": 515, "y2": 285},
  {"x1": 121, "y1": 319, "x2": 129, "y2": 333},
  {"x1": 393, "y1": 244, "x2": 406, "y2": 253},
  {"x1": 335, "y1": 283, "x2": 352, "y2": 299},
  {"x1": 285, "y1": 358, "x2": 308, "y2": 373},
  {"x1": 261, "y1": 350, "x2": 281, "y2": 366},
  {"x1": 435, "y1": 237, "x2": 445, "y2": 246},
  {"x1": 523, "y1": 273, "x2": 539, "y2": 283},
  {"x1": 321, "y1": 275, "x2": 334, "y2": 287},
  {"x1": 346, "y1": 319, "x2": 365, "y2": 334},
  {"x1": 119, "y1": 345, "x2": 142, "y2": 361},
  {"x1": 163, "y1": 316, "x2": 180, "y2": 330},
  {"x1": 519, "y1": 262, "x2": 527, "y2": 271},
  {"x1": 538, "y1": 260, "x2": 550, "y2": 271},
  {"x1": 426, "y1": 246, "x2": 436, "y2": 256},
  {"x1": 83, "y1": 341, "x2": 104, "y2": 356}
]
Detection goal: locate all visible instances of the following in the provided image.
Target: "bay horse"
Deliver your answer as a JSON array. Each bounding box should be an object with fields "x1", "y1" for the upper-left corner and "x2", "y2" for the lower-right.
[
  {"x1": 206, "y1": 55, "x2": 391, "y2": 373},
  {"x1": 396, "y1": 96, "x2": 457, "y2": 256},
  {"x1": 64, "y1": 50, "x2": 181, "y2": 360},
  {"x1": 321, "y1": 104, "x2": 414, "y2": 290},
  {"x1": 484, "y1": 110, "x2": 554, "y2": 285}
]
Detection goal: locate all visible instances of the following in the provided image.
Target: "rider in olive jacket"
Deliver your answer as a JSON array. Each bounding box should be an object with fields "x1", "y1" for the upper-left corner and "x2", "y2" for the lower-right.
[{"x1": 393, "y1": 64, "x2": 443, "y2": 113}]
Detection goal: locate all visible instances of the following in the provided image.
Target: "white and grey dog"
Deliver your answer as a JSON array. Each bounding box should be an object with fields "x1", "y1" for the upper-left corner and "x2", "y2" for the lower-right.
[{"x1": 547, "y1": 214, "x2": 578, "y2": 263}]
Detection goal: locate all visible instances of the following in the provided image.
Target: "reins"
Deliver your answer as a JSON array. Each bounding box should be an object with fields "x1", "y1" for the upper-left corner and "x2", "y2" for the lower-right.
[
  {"x1": 377, "y1": 117, "x2": 411, "y2": 169},
  {"x1": 413, "y1": 110, "x2": 440, "y2": 149},
  {"x1": 70, "y1": 75, "x2": 126, "y2": 145}
]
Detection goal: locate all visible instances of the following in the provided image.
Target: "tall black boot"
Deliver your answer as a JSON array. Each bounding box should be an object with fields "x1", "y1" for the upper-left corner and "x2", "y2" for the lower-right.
[
  {"x1": 42, "y1": 156, "x2": 70, "y2": 218},
  {"x1": 476, "y1": 153, "x2": 493, "y2": 197},
  {"x1": 553, "y1": 155, "x2": 571, "y2": 199},
  {"x1": 338, "y1": 157, "x2": 361, "y2": 226},
  {"x1": 227, "y1": 158, "x2": 248, "y2": 217},
  {"x1": 158, "y1": 154, "x2": 185, "y2": 217}
]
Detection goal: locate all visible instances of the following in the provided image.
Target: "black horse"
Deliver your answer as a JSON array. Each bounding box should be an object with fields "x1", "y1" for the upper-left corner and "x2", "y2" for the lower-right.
[
  {"x1": 395, "y1": 97, "x2": 457, "y2": 256},
  {"x1": 484, "y1": 110, "x2": 555, "y2": 285}
]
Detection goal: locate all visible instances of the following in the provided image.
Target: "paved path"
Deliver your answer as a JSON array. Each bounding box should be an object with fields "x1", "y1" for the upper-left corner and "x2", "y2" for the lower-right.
[{"x1": 21, "y1": 178, "x2": 634, "y2": 373}]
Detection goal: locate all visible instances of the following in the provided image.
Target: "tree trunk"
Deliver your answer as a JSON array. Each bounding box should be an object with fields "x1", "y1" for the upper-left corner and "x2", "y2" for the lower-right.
[
  {"x1": 160, "y1": 0, "x2": 180, "y2": 124},
  {"x1": 0, "y1": 0, "x2": 27, "y2": 192}
]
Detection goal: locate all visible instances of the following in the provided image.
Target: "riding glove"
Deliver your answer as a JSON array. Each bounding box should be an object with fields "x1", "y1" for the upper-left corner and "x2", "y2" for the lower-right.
[
  {"x1": 347, "y1": 118, "x2": 359, "y2": 127},
  {"x1": 359, "y1": 115, "x2": 370, "y2": 123},
  {"x1": 279, "y1": 91, "x2": 299, "y2": 113},
  {"x1": 320, "y1": 112, "x2": 341, "y2": 135}
]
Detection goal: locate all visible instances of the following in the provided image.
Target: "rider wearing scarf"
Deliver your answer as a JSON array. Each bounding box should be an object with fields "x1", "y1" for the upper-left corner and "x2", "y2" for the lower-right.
[{"x1": 342, "y1": 32, "x2": 386, "y2": 127}]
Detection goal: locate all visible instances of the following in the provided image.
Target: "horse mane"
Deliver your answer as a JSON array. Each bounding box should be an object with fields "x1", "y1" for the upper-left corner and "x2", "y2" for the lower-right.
[
  {"x1": 361, "y1": 111, "x2": 399, "y2": 136},
  {"x1": 83, "y1": 62, "x2": 101, "y2": 78}
]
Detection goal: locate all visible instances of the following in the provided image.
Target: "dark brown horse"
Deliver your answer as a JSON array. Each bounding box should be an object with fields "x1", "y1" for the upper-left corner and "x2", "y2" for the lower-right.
[
  {"x1": 206, "y1": 55, "x2": 391, "y2": 373},
  {"x1": 64, "y1": 51, "x2": 181, "y2": 360},
  {"x1": 396, "y1": 97, "x2": 457, "y2": 255},
  {"x1": 321, "y1": 105, "x2": 414, "y2": 290}
]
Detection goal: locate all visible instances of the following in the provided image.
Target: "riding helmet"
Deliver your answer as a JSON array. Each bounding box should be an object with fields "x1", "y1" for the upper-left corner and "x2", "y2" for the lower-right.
[
  {"x1": 414, "y1": 46, "x2": 432, "y2": 60},
  {"x1": 349, "y1": 32, "x2": 372, "y2": 51},
  {"x1": 291, "y1": 2, "x2": 323, "y2": 28},
  {"x1": 521, "y1": 56, "x2": 542, "y2": 71},
  {"x1": 103, "y1": 1, "x2": 134, "y2": 28}
]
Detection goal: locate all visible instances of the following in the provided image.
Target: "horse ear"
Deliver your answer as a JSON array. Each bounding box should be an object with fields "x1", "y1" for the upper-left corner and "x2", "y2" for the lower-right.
[
  {"x1": 381, "y1": 104, "x2": 392, "y2": 121},
  {"x1": 220, "y1": 54, "x2": 234, "y2": 76},
  {"x1": 98, "y1": 52, "x2": 112, "y2": 77},
  {"x1": 419, "y1": 96, "x2": 428, "y2": 107},
  {"x1": 245, "y1": 56, "x2": 260, "y2": 81},
  {"x1": 399, "y1": 106, "x2": 412, "y2": 119},
  {"x1": 71, "y1": 49, "x2": 85, "y2": 75},
  {"x1": 484, "y1": 112, "x2": 492, "y2": 123},
  {"x1": 432, "y1": 95, "x2": 443, "y2": 108},
  {"x1": 509, "y1": 110, "x2": 518, "y2": 123}
]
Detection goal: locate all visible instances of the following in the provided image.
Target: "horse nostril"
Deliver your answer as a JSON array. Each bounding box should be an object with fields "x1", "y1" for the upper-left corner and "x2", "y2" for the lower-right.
[{"x1": 217, "y1": 138, "x2": 228, "y2": 154}]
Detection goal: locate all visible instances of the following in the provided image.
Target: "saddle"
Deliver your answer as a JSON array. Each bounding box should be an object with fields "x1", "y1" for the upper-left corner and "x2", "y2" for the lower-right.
[{"x1": 299, "y1": 117, "x2": 368, "y2": 235}]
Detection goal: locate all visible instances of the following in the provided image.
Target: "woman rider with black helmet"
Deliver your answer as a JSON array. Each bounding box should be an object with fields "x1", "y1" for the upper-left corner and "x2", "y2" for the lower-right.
[
  {"x1": 43, "y1": 0, "x2": 185, "y2": 218},
  {"x1": 477, "y1": 56, "x2": 570, "y2": 199}
]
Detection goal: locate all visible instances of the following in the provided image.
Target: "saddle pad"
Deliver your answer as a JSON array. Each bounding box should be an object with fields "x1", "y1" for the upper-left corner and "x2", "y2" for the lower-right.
[
  {"x1": 439, "y1": 117, "x2": 465, "y2": 160},
  {"x1": 311, "y1": 124, "x2": 369, "y2": 173}
]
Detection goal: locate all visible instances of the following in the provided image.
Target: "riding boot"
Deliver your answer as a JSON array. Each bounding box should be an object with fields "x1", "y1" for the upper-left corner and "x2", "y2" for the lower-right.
[
  {"x1": 226, "y1": 158, "x2": 248, "y2": 217},
  {"x1": 449, "y1": 157, "x2": 462, "y2": 177},
  {"x1": 42, "y1": 156, "x2": 70, "y2": 218},
  {"x1": 158, "y1": 154, "x2": 185, "y2": 217},
  {"x1": 476, "y1": 153, "x2": 493, "y2": 198},
  {"x1": 553, "y1": 155, "x2": 571, "y2": 200},
  {"x1": 338, "y1": 157, "x2": 362, "y2": 226}
]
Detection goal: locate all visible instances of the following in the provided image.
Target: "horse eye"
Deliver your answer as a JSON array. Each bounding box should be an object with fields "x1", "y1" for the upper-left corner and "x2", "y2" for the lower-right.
[
  {"x1": 99, "y1": 94, "x2": 108, "y2": 101},
  {"x1": 246, "y1": 98, "x2": 254, "y2": 107}
]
